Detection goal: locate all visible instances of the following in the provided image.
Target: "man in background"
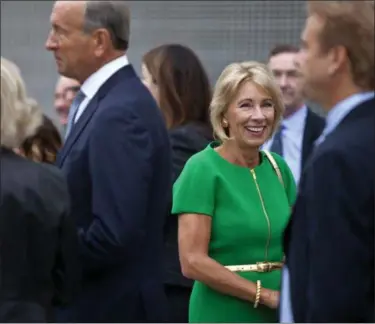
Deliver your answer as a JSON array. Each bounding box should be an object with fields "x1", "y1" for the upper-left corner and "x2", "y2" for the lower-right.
[
  {"x1": 54, "y1": 76, "x2": 80, "y2": 128},
  {"x1": 282, "y1": 1, "x2": 374, "y2": 322},
  {"x1": 264, "y1": 44, "x2": 325, "y2": 184}
]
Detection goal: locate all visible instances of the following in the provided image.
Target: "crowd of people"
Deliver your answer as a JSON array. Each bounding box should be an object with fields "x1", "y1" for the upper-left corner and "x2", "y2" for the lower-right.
[{"x1": 0, "y1": 0, "x2": 374, "y2": 323}]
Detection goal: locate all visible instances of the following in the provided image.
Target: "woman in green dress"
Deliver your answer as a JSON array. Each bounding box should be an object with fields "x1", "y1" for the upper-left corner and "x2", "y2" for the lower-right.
[{"x1": 172, "y1": 61, "x2": 296, "y2": 323}]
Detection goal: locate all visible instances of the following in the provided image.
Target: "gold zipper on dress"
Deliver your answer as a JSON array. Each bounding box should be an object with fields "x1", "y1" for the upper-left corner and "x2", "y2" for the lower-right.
[{"x1": 250, "y1": 168, "x2": 271, "y2": 261}]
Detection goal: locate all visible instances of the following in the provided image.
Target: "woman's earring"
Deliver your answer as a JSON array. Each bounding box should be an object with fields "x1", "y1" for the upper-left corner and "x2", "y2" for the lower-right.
[{"x1": 222, "y1": 119, "x2": 228, "y2": 128}]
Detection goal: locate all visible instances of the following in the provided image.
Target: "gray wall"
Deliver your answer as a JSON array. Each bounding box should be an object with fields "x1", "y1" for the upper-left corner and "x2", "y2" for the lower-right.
[{"x1": 1, "y1": 1, "x2": 306, "y2": 121}]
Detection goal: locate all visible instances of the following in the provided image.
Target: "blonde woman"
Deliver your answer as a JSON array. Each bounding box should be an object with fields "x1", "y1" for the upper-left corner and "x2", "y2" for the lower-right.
[
  {"x1": 0, "y1": 57, "x2": 79, "y2": 323},
  {"x1": 1, "y1": 59, "x2": 62, "y2": 164},
  {"x1": 173, "y1": 61, "x2": 296, "y2": 322},
  {"x1": 0, "y1": 57, "x2": 42, "y2": 147}
]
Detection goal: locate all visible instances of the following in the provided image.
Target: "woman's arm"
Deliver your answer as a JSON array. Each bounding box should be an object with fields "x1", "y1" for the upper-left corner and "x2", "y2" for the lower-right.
[{"x1": 178, "y1": 213, "x2": 278, "y2": 308}]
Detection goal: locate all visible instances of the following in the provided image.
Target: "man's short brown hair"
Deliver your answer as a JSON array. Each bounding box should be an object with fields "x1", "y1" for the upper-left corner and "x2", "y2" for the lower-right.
[
  {"x1": 308, "y1": 0, "x2": 374, "y2": 91},
  {"x1": 269, "y1": 44, "x2": 299, "y2": 59}
]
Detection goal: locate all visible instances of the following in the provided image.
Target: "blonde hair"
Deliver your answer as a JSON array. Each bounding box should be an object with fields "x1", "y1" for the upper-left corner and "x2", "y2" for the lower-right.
[
  {"x1": 1, "y1": 57, "x2": 43, "y2": 149},
  {"x1": 210, "y1": 61, "x2": 284, "y2": 141},
  {"x1": 308, "y1": 0, "x2": 374, "y2": 90}
]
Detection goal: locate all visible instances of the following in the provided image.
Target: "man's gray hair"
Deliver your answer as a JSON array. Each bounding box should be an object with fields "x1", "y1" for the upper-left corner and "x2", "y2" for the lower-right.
[{"x1": 83, "y1": 1, "x2": 130, "y2": 50}]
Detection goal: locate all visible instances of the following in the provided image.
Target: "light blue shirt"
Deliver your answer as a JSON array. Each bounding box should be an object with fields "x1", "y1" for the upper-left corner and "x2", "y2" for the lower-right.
[
  {"x1": 279, "y1": 91, "x2": 375, "y2": 323},
  {"x1": 315, "y1": 91, "x2": 375, "y2": 146},
  {"x1": 263, "y1": 106, "x2": 307, "y2": 185}
]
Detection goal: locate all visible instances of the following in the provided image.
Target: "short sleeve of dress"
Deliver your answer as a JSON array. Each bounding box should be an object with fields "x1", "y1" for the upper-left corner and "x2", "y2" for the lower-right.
[{"x1": 172, "y1": 154, "x2": 215, "y2": 217}]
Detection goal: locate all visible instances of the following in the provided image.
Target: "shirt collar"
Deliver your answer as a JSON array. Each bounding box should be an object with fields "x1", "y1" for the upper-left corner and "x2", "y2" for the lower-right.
[
  {"x1": 315, "y1": 91, "x2": 374, "y2": 146},
  {"x1": 323, "y1": 92, "x2": 374, "y2": 137},
  {"x1": 282, "y1": 105, "x2": 307, "y2": 133},
  {"x1": 81, "y1": 55, "x2": 129, "y2": 99}
]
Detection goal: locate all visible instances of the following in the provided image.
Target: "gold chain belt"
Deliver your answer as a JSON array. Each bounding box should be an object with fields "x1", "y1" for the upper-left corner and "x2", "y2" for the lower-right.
[{"x1": 225, "y1": 261, "x2": 283, "y2": 273}]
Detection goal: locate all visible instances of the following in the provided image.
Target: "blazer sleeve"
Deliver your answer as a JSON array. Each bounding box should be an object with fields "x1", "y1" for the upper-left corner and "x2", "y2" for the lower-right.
[
  {"x1": 52, "y1": 200, "x2": 81, "y2": 306},
  {"x1": 80, "y1": 106, "x2": 152, "y2": 272},
  {"x1": 169, "y1": 124, "x2": 212, "y2": 183},
  {"x1": 48, "y1": 167, "x2": 81, "y2": 306},
  {"x1": 305, "y1": 150, "x2": 372, "y2": 322},
  {"x1": 169, "y1": 129, "x2": 194, "y2": 183}
]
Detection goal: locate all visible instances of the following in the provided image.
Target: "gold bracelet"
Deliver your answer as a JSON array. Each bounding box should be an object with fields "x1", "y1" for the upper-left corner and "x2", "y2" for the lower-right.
[{"x1": 254, "y1": 280, "x2": 261, "y2": 308}]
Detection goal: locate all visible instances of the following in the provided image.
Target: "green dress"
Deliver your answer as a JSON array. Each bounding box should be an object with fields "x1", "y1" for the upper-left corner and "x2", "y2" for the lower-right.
[{"x1": 172, "y1": 142, "x2": 296, "y2": 323}]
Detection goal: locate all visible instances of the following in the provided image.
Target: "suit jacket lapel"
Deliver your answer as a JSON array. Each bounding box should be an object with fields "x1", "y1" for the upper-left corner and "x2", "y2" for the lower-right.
[
  {"x1": 56, "y1": 64, "x2": 137, "y2": 167},
  {"x1": 284, "y1": 110, "x2": 323, "y2": 255},
  {"x1": 57, "y1": 95, "x2": 99, "y2": 167},
  {"x1": 301, "y1": 109, "x2": 325, "y2": 168},
  {"x1": 301, "y1": 110, "x2": 314, "y2": 167}
]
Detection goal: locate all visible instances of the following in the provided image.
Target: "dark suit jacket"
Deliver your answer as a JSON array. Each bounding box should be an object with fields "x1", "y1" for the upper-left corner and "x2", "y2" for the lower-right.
[
  {"x1": 0, "y1": 148, "x2": 79, "y2": 323},
  {"x1": 284, "y1": 97, "x2": 375, "y2": 322},
  {"x1": 163, "y1": 122, "x2": 212, "y2": 288},
  {"x1": 56, "y1": 65, "x2": 172, "y2": 322},
  {"x1": 301, "y1": 108, "x2": 325, "y2": 168}
]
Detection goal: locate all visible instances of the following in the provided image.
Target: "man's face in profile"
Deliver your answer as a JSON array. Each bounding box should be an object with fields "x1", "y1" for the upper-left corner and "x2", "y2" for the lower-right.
[{"x1": 296, "y1": 14, "x2": 333, "y2": 107}]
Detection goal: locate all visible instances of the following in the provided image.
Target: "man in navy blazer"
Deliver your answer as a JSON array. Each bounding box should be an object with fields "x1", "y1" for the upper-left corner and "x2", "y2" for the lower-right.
[
  {"x1": 46, "y1": 1, "x2": 171, "y2": 322},
  {"x1": 281, "y1": 1, "x2": 374, "y2": 322}
]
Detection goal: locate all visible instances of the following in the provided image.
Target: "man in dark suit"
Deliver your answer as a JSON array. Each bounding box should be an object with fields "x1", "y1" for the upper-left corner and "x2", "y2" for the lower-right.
[
  {"x1": 264, "y1": 44, "x2": 325, "y2": 185},
  {"x1": 281, "y1": 1, "x2": 374, "y2": 322},
  {"x1": 46, "y1": 1, "x2": 172, "y2": 322}
]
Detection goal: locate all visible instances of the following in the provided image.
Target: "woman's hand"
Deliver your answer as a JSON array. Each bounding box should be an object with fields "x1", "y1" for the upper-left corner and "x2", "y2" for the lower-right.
[{"x1": 260, "y1": 288, "x2": 280, "y2": 309}]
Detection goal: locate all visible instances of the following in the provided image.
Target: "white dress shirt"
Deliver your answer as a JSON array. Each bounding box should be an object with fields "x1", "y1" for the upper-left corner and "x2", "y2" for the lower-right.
[
  {"x1": 279, "y1": 91, "x2": 375, "y2": 323},
  {"x1": 263, "y1": 106, "x2": 307, "y2": 184},
  {"x1": 74, "y1": 55, "x2": 130, "y2": 123}
]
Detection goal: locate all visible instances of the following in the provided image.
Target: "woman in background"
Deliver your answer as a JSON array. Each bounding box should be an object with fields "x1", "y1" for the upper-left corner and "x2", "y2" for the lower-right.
[
  {"x1": 0, "y1": 57, "x2": 79, "y2": 323},
  {"x1": 141, "y1": 44, "x2": 213, "y2": 322},
  {"x1": 18, "y1": 108, "x2": 62, "y2": 164},
  {"x1": 173, "y1": 61, "x2": 296, "y2": 322}
]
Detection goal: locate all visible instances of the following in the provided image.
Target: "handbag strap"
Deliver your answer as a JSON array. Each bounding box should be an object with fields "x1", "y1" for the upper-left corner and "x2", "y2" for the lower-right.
[
  {"x1": 263, "y1": 150, "x2": 287, "y2": 264},
  {"x1": 263, "y1": 150, "x2": 284, "y2": 187}
]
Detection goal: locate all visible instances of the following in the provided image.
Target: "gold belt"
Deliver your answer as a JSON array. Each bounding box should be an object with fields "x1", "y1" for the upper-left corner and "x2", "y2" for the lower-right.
[{"x1": 225, "y1": 261, "x2": 283, "y2": 273}]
